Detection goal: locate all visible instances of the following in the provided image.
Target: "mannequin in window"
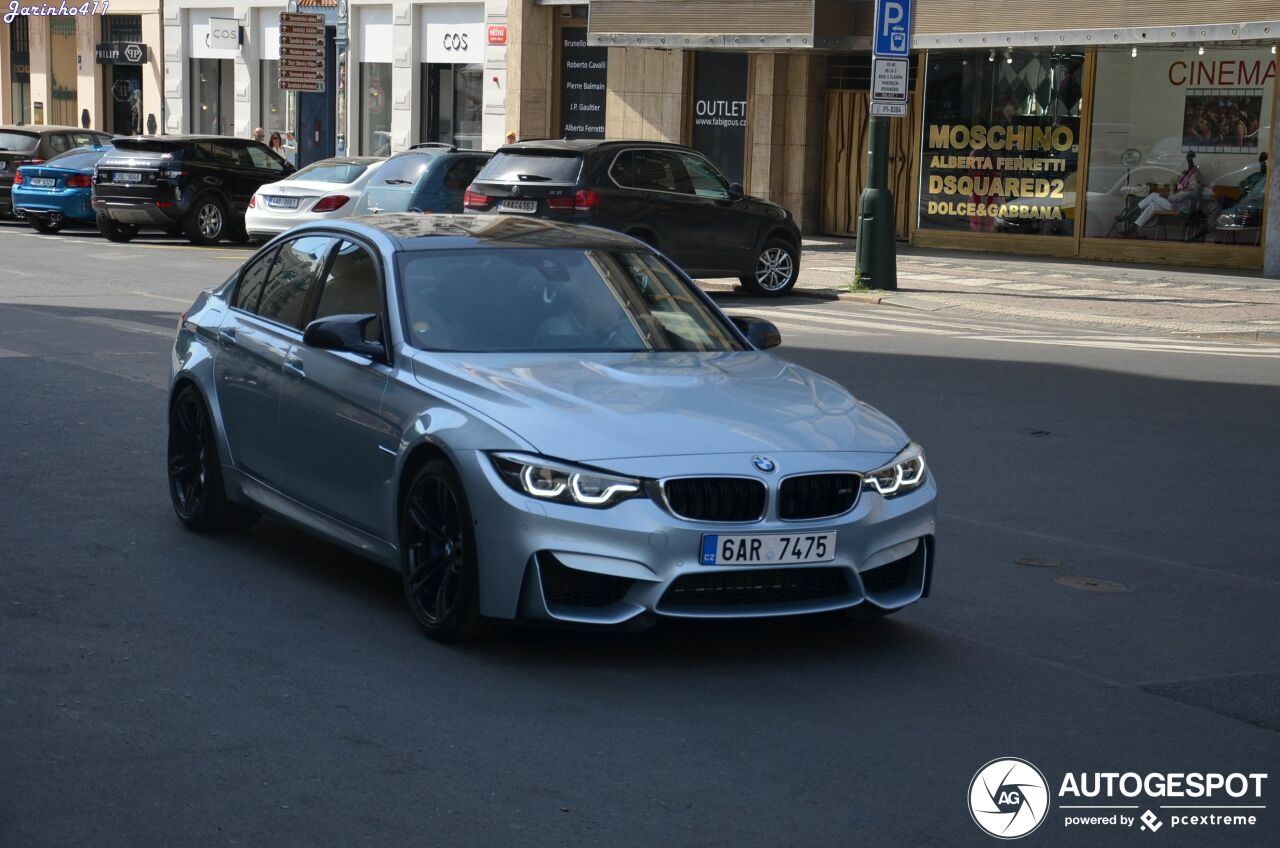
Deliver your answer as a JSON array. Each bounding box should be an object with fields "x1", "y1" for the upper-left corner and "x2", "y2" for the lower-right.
[{"x1": 1132, "y1": 152, "x2": 1202, "y2": 230}]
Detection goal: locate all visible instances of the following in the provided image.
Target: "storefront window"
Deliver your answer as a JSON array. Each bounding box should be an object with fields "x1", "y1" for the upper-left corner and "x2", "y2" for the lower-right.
[
  {"x1": 10, "y1": 17, "x2": 31, "y2": 124},
  {"x1": 918, "y1": 48, "x2": 1085, "y2": 236},
  {"x1": 191, "y1": 58, "x2": 233, "y2": 134},
  {"x1": 261, "y1": 61, "x2": 288, "y2": 136},
  {"x1": 420, "y1": 63, "x2": 482, "y2": 149},
  {"x1": 49, "y1": 19, "x2": 79, "y2": 126},
  {"x1": 361, "y1": 62, "x2": 392, "y2": 155},
  {"x1": 1085, "y1": 45, "x2": 1273, "y2": 246},
  {"x1": 102, "y1": 16, "x2": 145, "y2": 135}
]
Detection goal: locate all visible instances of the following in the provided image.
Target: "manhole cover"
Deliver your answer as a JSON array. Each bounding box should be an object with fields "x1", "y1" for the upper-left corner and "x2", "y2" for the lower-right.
[
  {"x1": 1055, "y1": 576, "x2": 1128, "y2": 593},
  {"x1": 1016, "y1": 557, "x2": 1061, "y2": 567}
]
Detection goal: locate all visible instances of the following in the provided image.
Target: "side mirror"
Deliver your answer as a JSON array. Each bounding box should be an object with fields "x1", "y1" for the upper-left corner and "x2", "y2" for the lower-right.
[
  {"x1": 730, "y1": 315, "x2": 782, "y2": 349},
  {"x1": 303, "y1": 313, "x2": 387, "y2": 362},
  {"x1": 728, "y1": 182, "x2": 745, "y2": 199}
]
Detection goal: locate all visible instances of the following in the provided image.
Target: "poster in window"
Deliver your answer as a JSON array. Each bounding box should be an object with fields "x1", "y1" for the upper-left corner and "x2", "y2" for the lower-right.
[{"x1": 691, "y1": 52, "x2": 748, "y2": 186}]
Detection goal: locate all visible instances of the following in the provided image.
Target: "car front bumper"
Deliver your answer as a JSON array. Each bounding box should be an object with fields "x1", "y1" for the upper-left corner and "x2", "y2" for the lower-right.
[{"x1": 454, "y1": 450, "x2": 939, "y2": 626}]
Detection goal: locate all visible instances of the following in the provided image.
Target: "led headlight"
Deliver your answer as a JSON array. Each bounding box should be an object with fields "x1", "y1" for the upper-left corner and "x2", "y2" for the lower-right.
[
  {"x1": 491, "y1": 452, "x2": 644, "y2": 509},
  {"x1": 863, "y1": 444, "x2": 927, "y2": 497}
]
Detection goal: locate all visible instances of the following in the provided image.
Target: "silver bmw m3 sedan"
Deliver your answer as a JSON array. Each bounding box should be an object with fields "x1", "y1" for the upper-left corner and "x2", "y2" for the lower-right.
[{"x1": 168, "y1": 214, "x2": 937, "y2": 641}]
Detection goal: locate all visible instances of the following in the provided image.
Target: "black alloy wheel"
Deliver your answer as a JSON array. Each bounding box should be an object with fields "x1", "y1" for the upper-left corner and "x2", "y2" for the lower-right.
[
  {"x1": 400, "y1": 460, "x2": 491, "y2": 642},
  {"x1": 741, "y1": 237, "x2": 799, "y2": 297},
  {"x1": 167, "y1": 385, "x2": 259, "y2": 532},
  {"x1": 96, "y1": 213, "x2": 138, "y2": 243}
]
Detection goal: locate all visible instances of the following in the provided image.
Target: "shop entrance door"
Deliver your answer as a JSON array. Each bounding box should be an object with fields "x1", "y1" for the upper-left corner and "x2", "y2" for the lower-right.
[
  {"x1": 820, "y1": 89, "x2": 917, "y2": 239},
  {"x1": 106, "y1": 65, "x2": 143, "y2": 134},
  {"x1": 296, "y1": 28, "x2": 337, "y2": 168}
]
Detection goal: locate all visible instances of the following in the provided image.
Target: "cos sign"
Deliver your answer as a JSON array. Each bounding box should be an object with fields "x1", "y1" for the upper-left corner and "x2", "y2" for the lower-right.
[
  {"x1": 205, "y1": 17, "x2": 240, "y2": 52},
  {"x1": 424, "y1": 20, "x2": 483, "y2": 63}
]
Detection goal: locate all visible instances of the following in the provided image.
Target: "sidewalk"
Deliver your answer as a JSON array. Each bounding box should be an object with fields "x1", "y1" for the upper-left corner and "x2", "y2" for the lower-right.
[{"x1": 702, "y1": 237, "x2": 1280, "y2": 340}]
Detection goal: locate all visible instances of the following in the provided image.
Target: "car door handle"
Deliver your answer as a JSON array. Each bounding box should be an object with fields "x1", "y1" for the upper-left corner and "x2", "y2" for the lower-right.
[
  {"x1": 283, "y1": 355, "x2": 306, "y2": 380},
  {"x1": 217, "y1": 328, "x2": 237, "y2": 347}
]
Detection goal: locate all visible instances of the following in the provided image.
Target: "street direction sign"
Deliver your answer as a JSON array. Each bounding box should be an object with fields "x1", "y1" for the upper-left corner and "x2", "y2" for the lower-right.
[
  {"x1": 873, "y1": 0, "x2": 912, "y2": 58},
  {"x1": 278, "y1": 12, "x2": 326, "y2": 92},
  {"x1": 871, "y1": 57, "x2": 909, "y2": 103},
  {"x1": 870, "y1": 101, "x2": 908, "y2": 117}
]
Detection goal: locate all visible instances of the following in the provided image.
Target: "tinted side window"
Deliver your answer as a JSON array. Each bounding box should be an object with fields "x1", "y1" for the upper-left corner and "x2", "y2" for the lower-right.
[
  {"x1": 629, "y1": 150, "x2": 691, "y2": 194},
  {"x1": 46, "y1": 134, "x2": 72, "y2": 155},
  {"x1": 314, "y1": 240, "x2": 383, "y2": 343},
  {"x1": 610, "y1": 150, "x2": 638, "y2": 188},
  {"x1": 234, "y1": 247, "x2": 279, "y2": 312},
  {"x1": 204, "y1": 142, "x2": 249, "y2": 168},
  {"x1": 255, "y1": 236, "x2": 336, "y2": 328},
  {"x1": 441, "y1": 158, "x2": 481, "y2": 190},
  {"x1": 245, "y1": 143, "x2": 285, "y2": 173},
  {"x1": 678, "y1": 152, "x2": 730, "y2": 199}
]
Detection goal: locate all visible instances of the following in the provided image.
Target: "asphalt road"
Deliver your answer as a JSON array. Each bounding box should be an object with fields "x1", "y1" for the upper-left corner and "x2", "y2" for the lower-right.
[{"x1": 2, "y1": 221, "x2": 1278, "y2": 847}]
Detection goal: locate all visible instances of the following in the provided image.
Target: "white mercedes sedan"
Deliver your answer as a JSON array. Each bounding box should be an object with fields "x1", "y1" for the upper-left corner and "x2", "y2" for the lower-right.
[{"x1": 245, "y1": 156, "x2": 384, "y2": 240}]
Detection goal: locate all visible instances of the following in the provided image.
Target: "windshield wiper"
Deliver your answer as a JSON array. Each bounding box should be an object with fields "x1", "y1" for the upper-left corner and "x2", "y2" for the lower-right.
[
  {"x1": 515, "y1": 174, "x2": 553, "y2": 182},
  {"x1": 381, "y1": 178, "x2": 414, "y2": 185}
]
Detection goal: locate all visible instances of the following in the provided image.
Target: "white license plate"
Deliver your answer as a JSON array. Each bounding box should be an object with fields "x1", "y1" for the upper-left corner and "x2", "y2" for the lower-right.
[
  {"x1": 266, "y1": 196, "x2": 299, "y2": 209},
  {"x1": 499, "y1": 199, "x2": 538, "y2": 214},
  {"x1": 30, "y1": 177, "x2": 56, "y2": 188},
  {"x1": 700, "y1": 532, "x2": 837, "y2": 566},
  {"x1": 113, "y1": 172, "x2": 142, "y2": 183}
]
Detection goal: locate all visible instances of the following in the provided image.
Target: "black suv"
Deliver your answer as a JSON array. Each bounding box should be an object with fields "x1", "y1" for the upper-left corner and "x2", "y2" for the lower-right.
[
  {"x1": 1, "y1": 125, "x2": 112, "y2": 216},
  {"x1": 464, "y1": 140, "x2": 801, "y2": 296},
  {"x1": 93, "y1": 135, "x2": 294, "y2": 245}
]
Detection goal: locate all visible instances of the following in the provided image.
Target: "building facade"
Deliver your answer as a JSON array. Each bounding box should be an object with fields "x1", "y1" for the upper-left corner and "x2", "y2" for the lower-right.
[
  {"x1": 0, "y1": 2, "x2": 164, "y2": 135},
  {"x1": 161, "y1": 0, "x2": 510, "y2": 162},
  {"x1": 505, "y1": 0, "x2": 1280, "y2": 273}
]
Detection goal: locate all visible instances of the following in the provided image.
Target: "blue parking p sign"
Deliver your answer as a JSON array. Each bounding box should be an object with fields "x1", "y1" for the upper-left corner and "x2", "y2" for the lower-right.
[{"x1": 873, "y1": 0, "x2": 912, "y2": 58}]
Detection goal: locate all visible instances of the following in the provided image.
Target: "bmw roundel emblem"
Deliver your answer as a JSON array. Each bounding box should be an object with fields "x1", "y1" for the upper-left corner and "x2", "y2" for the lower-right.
[
  {"x1": 510, "y1": 184, "x2": 521, "y2": 196},
  {"x1": 752, "y1": 456, "x2": 776, "y2": 473}
]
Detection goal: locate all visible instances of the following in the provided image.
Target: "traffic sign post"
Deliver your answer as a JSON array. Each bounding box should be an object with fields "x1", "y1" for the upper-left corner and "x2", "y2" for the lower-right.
[{"x1": 856, "y1": 0, "x2": 913, "y2": 292}]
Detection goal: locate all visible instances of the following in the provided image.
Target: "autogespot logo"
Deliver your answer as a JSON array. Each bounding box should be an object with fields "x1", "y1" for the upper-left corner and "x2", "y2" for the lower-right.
[{"x1": 969, "y1": 758, "x2": 1051, "y2": 839}]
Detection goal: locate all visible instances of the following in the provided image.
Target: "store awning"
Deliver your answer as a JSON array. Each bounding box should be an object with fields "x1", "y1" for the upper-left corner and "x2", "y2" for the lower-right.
[{"x1": 586, "y1": 0, "x2": 869, "y2": 50}]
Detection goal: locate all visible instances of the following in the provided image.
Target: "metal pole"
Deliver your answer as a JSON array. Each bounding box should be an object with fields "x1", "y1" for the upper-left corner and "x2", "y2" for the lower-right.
[{"x1": 853, "y1": 115, "x2": 897, "y2": 291}]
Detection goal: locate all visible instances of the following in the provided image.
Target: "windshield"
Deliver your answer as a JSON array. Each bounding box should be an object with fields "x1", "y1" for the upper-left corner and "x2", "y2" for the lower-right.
[
  {"x1": 288, "y1": 161, "x2": 371, "y2": 184},
  {"x1": 374, "y1": 152, "x2": 438, "y2": 186},
  {"x1": 398, "y1": 248, "x2": 745, "y2": 353},
  {"x1": 45, "y1": 147, "x2": 112, "y2": 170},
  {"x1": 354, "y1": 187, "x2": 415, "y2": 215},
  {"x1": 476, "y1": 152, "x2": 583, "y2": 184},
  {"x1": 0, "y1": 131, "x2": 38, "y2": 152}
]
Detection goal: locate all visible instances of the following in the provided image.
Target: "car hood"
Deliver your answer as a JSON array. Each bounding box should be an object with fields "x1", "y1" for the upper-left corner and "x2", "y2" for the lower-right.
[{"x1": 410, "y1": 351, "x2": 908, "y2": 462}]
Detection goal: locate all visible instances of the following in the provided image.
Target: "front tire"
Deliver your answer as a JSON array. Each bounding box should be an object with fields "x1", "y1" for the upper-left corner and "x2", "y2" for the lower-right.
[
  {"x1": 96, "y1": 213, "x2": 138, "y2": 243},
  {"x1": 185, "y1": 196, "x2": 227, "y2": 245},
  {"x1": 167, "y1": 385, "x2": 260, "y2": 532},
  {"x1": 30, "y1": 217, "x2": 63, "y2": 234},
  {"x1": 400, "y1": 460, "x2": 492, "y2": 642},
  {"x1": 740, "y1": 237, "x2": 799, "y2": 297}
]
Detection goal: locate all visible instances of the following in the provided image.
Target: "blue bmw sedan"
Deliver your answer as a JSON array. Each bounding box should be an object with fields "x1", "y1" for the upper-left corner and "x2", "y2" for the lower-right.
[
  {"x1": 168, "y1": 214, "x2": 937, "y2": 641},
  {"x1": 12, "y1": 145, "x2": 113, "y2": 233}
]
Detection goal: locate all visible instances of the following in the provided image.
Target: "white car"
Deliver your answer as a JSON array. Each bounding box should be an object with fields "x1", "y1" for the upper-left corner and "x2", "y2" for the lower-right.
[{"x1": 245, "y1": 156, "x2": 385, "y2": 240}]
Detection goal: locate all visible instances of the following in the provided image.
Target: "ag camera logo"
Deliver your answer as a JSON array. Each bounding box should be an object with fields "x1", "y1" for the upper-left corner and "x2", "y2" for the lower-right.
[{"x1": 969, "y1": 758, "x2": 1050, "y2": 839}]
